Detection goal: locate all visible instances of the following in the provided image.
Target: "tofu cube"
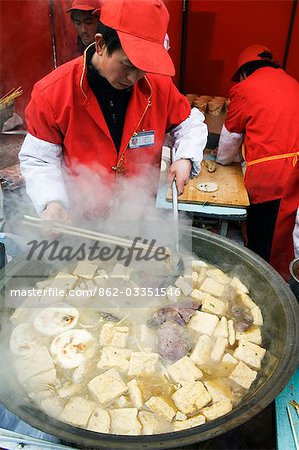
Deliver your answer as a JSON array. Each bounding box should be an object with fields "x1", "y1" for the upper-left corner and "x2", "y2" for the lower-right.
[
  {"x1": 251, "y1": 306, "x2": 264, "y2": 326},
  {"x1": 110, "y1": 263, "x2": 133, "y2": 280},
  {"x1": 240, "y1": 293, "x2": 257, "y2": 310},
  {"x1": 15, "y1": 346, "x2": 55, "y2": 383},
  {"x1": 233, "y1": 340, "x2": 266, "y2": 369},
  {"x1": 167, "y1": 356, "x2": 203, "y2": 385},
  {"x1": 109, "y1": 408, "x2": 142, "y2": 435},
  {"x1": 41, "y1": 396, "x2": 65, "y2": 417},
  {"x1": 73, "y1": 261, "x2": 97, "y2": 279},
  {"x1": 72, "y1": 361, "x2": 93, "y2": 384},
  {"x1": 111, "y1": 395, "x2": 129, "y2": 408},
  {"x1": 201, "y1": 295, "x2": 226, "y2": 316},
  {"x1": 87, "y1": 407, "x2": 110, "y2": 433},
  {"x1": 236, "y1": 325, "x2": 262, "y2": 345},
  {"x1": 190, "y1": 289, "x2": 204, "y2": 304},
  {"x1": 172, "y1": 381, "x2": 212, "y2": 414},
  {"x1": 99, "y1": 323, "x2": 115, "y2": 346},
  {"x1": 188, "y1": 311, "x2": 219, "y2": 336},
  {"x1": 201, "y1": 400, "x2": 233, "y2": 421},
  {"x1": 97, "y1": 346, "x2": 131, "y2": 372},
  {"x1": 222, "y1": 353, "x2": 238, "y2": 366},
  {"x1": 229, "y1": 361, "x2": 257, "y2": 389},
  {"x1": 127, "y1": 379, "x2": 143, "y2": 409},
  {"x1": 190, "y1": 335, "x2": 212, "y2": 366},
  {"x1": 175, "y1": 411, "x2": 187, "y2": 421},
  {"x1": 145, "y1": 396, "x2": 176, "y2": 422},
  {"x1": 138, "y1": 411, "x2": 158, "y2": 435},
  {"x1": 192, "y1": 260, "x2": 208, "y2": 272},
  {"x1": 204, "y1": 379, "x2": 233, "y2": 403},
  {"x1": 206, "y1": 269, "x2": 231, "y2": 285},
  {"x1": 230, "y1": 277, "x2": 249, "y2": 295},
  {"x1": 166, "y1": 285, "x2": 181, "y2": 302},
  {"x1": 111, "y1": 327, "x2": 129, "y2": 348},
  {"x1": 213, "y1": 316, "x2": 228, "y2": 338},
  {"x1": 139, "y1": 324, "x2": 155, "y2": 351},
  {"x1": 50, "y1": 272, "x2": 78, "y2": 290},
  {"x1": 228, "y1": 319, "x2": 236, "y2": 346},
  {"x1": 192, "y1": 271, "x2": 199, "y2": 285},
  {"x1": 174, "y1": 414, "x2": 206, "y2": 431},
  {"x1": 58, "y1": 383, "x2": 82, "y2": 399},
  {"x1": 93, "y1": 276, "x2": 107, "y2": 286},
  {"x1": 10, "y1": 307, "x2": 33, "y2": 325},
  {"x1": 195, "y1": 267, "x2": 208, "y2": 288},
  {"x1": 24, "y1": 369, "x2": 57, "y2": 393},
  {"x1": 200, "y1": 278, "x2": 225, "y2": 298},
  {"x1": 128, "y1": 352, "x2": 160, "y2": 377},
  {"x1": 175, "y1": 276, "x2": 192, "y2": 296},
  {"x1": 60, "y1": 396, "x2": 95, "y2": 427},
  {"x1": 88, "y1": 369, "x2": 127, "y2": 406},
  {"x1": 96, "y1": 269, "x2": 109, "y2": 279},
  {"x1": 211, "y1": 337, "x2": 228, "y2": 362}
]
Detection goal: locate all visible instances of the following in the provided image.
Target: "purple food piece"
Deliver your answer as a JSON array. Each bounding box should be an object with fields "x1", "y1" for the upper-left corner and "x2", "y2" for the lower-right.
[
  {"x1": 157, "y1": 321, "x2": 193, "y2": 362},
  {"x1": 230, "y1": 304, "x2": 254, "y2": 332},
  {"x1": 147, "y1": 302, "x2": 199, "y2": 328}
]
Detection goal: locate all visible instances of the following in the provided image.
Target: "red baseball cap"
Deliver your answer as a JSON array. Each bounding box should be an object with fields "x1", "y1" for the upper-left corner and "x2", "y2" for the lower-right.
[
  {"x1": 66, "y1": 0, "x2": 102, "y2": 13},
  {"x1": 231, "y1": 44, "x2": 272, "y2": 81},
  {"x1": 99, "y1": 0, "x2": 175, "y2": 77}
]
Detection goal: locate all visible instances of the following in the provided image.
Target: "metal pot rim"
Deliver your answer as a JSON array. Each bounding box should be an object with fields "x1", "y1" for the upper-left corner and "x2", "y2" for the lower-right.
[{"x1": 0, "y1": 227, "x2": 298, "y2": 449}]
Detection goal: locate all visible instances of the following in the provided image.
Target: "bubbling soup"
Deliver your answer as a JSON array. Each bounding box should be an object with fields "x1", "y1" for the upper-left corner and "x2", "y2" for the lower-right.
[{"x1": 8, "y1": 258, "x2": 266, "y2": 435}]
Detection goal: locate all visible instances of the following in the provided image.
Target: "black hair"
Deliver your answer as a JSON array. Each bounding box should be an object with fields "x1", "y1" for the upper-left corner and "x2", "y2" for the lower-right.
[
  {"x1": 240, "y1": 51, "x2": 280, "y2": 78},
  {"x1": 96, "y1": 20, "x2": 122, "y2": 55},
  {"x1": 70, "y1": 10, "x2": 94, "y2": 21}
]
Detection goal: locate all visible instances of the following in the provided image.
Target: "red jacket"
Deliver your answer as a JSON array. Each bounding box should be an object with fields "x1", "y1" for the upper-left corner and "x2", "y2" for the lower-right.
[
  {"x1": 270, "y1": 161, "x2": 299, "y2": 281},
  {"x1": 225, "y1": 67, "x2": 299, "y2": 204},
  {"x1": 25, "y1": 53, "x2": 190, "y2": 192}
]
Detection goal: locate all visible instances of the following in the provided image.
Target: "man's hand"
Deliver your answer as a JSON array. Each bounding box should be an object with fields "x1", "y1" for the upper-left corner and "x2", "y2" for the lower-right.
[
  {"x1": 167, "y1": 159, "x2": 192, "y2": 195},
  {"x1": 40, "y1": 202, "x2": 71, "y2": 237}
]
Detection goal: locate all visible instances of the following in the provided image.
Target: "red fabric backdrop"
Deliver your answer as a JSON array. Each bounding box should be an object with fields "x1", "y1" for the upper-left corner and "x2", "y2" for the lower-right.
[
  {"x1": 183, "y1": 0, "x2": 298, "y2": 96},
  {"x1": 0, "y1": 0, "x2": 54, "y2": 116},
  {"x1": 0, "y1": 0, "x2": 298, "y2": 119}
]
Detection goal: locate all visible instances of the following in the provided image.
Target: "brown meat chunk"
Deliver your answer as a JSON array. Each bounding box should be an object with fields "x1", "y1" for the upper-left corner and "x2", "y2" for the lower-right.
[{"x1": 147, "y1": 302, "x2": 199, "y2": 328}]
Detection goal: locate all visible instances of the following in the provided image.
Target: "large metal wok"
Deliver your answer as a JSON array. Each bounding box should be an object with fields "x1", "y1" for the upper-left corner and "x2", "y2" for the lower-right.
[{"x1": 0, "y1": 228, "x2": 298, "y2": 449}]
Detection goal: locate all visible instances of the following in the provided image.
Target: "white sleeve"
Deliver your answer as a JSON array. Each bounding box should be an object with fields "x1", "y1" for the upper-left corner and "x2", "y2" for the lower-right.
[
  {"x1": 170, "y1": 108, "x2": 208, "y2": 177},
  {"x1": 19, "y1": 133, "x2": 69, "y2": 215},
  {"x1": 293, "y1": 207, "x2": 299, "y2": 258},
  {"x1": 216, "y1": 125, "x2": 244, "y2": 165}
]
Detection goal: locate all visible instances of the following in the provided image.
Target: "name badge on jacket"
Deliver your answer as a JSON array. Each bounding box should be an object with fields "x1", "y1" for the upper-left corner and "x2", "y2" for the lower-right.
[{"x1": 129, "y1": 131, "x2": 155, "y2": 149}]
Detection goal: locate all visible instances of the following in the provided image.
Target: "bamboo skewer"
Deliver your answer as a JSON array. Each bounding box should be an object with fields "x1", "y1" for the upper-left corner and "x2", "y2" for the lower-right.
[
  {"x1": 286, "y1": 406, "x2": 299, "y2": 450},
  {"x1": 25, "y1": 215, "x2": 154, "y2": 249},
  {"x1": 0, "y1": 86, "x2": 23, "y2": 110},
  {"x1": 23, "y1": 215, "x2": 171, "y2": 255}
]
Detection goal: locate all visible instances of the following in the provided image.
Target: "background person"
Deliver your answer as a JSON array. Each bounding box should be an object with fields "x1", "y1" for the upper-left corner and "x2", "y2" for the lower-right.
[
  {"x1": 217, "y1": 44, "x2": 299, "y2": 262},
  {"x1": 66, "y1": 0, "x2": 103, "y2": 56},
  {"x1": 270, "y1": 161, "x2": 299, "y2": 281},
  {"x1": 19, "y1": 0, "x2": 207, "y2": 223}
]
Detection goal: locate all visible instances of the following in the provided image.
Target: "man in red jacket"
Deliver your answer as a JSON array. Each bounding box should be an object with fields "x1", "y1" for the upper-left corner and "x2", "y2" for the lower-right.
[
  {"x1": 20, "y1": 0, "x2": 207, "y2": 222},
  {"x1": 217, "y1": 45, "x2": 299, "y2": 261}
]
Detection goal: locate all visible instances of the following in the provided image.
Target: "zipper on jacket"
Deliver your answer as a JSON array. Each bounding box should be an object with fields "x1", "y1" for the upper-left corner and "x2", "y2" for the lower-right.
[
  {"x1": 113, "y1": 76, "x2": 153, "y2": 176},
  {"x1": 80, "y1": 54, "x2": 153, "y2": 176}
]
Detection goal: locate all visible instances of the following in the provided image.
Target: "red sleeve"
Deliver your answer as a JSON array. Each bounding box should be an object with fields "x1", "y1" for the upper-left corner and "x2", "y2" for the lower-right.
[
  {"x1": 148, "y1": 75, "x2": 191, "y2": 132},
  {"x1": 224, "y1": 84, "x2": 248, "y2": 134},
  {"x1": 25, "y1": 84, "x2": 63, "y2": 145},
  {"x1": 165, "y1": 78, "x2": 191, "y2": 131}
]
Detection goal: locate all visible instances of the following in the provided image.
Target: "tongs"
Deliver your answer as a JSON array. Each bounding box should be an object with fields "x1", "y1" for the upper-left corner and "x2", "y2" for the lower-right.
[
  {"x1": 170, "y1": 147, "x2": 184, "y2": 279},
  {"x1": 154, "y1": 148, "x2": 184, "y2": 289}
]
